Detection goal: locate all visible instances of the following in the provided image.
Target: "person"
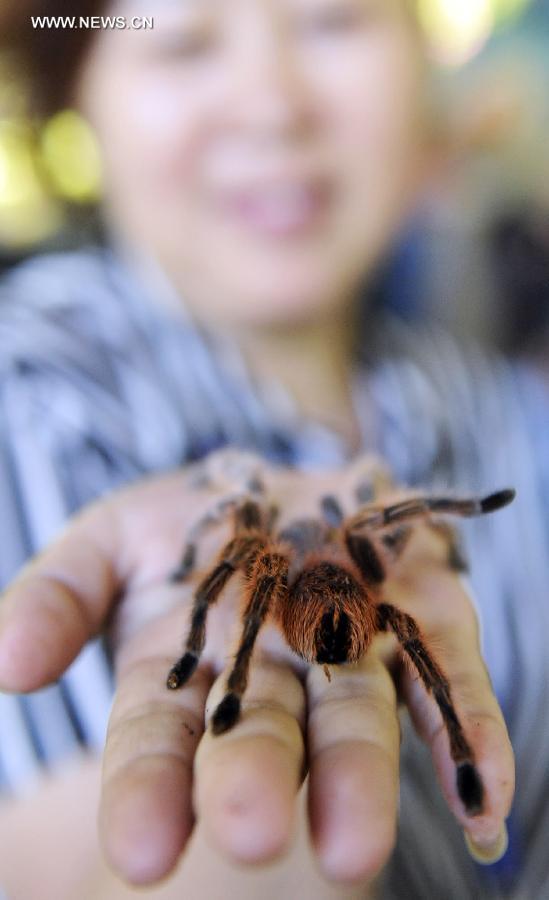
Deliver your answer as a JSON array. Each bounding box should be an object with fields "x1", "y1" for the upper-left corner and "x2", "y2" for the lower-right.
[{"x1": 0, "y1": 0, "x2": 546, "y2": 896}]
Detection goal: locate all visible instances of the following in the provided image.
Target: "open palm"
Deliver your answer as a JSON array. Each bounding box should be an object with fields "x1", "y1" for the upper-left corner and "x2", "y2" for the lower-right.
[{"x1": 0, "y1": 454, "x2": 514, "y2": 888}]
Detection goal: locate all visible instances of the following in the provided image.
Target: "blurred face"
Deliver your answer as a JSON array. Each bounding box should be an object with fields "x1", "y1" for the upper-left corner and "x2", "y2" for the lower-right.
[{"x1": 78, "y1": 0, "x2": 425, "y2": 328}]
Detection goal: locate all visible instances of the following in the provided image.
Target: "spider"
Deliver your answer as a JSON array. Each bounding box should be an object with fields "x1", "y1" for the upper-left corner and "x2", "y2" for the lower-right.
[{"x1": 166, "y1": 453, "x2": 515, "y2": 817}]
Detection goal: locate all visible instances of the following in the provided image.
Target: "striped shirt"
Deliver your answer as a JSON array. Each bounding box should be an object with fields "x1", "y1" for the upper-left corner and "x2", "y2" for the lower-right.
[{"x1": 0, "y1": 246, "x2": 548, "y2": 898}]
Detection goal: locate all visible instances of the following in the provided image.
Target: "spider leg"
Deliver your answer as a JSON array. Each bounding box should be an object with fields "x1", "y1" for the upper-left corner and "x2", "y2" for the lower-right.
[
  {"x1": 345, "y1": 530, "x2": 386, "y2": 584},
  {"x1": 170, "y1": 542, "x2": 198, "y2": 584},
  {"x1": 348, "y1": 455, "x2": 396, "y2": 501},
  {"x1": 349, "y1": 489, "x2": 515, "y2": 531},
  {"x1": 278, "y1": 518, "x2": 326, "y2": 557},
  {"x1": 320, "y1": 495, "x2": 345, "y2": 529},
  {"x1": 322, "y1": 495, "x2": 406, "y2": 584},
  {"x1": 380, "y1": 524, "x2": 413, "y2": 559},
  {"x1": 355, "y1": 480, "x2": 375, "y2": 504},
  {"x1": 167, "y1": 558, "x2": 236, "y2": 689},
  {"x1": 167, "y1": 500, "x2": 267, "y2": 689},
  {"x1": 376, "y1": 602, "x2": 484, "y2": 816},
  {"x1": 211, "y1": 552, "x2": 289, "y2": 735},
  {"x1": 171, "y1": 452, "x2": 268, "y2": 582},
  {"x1": 187, "y1": 448, "x2": 266, "y2": 493},
  {"x1": 348, "y1": 511, "x2": 467, "y2": 575},
  {"x1": 266, "y1": 503, "x2": 280, "y2": 533},
  {"x1": 428, "y1": 520, "x2": 469, "y2": 573},
  {"x1": 170, "y1": 493, "x2": 254, "y2": 583},
  {"x1": 345, "y1": 523, "x2": 416, "y2": 584}
]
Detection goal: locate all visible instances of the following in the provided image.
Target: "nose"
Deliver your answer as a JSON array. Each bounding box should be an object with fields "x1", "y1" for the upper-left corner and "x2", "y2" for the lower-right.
[
  {"x1": 228, "y1": 18, "x2": 315, "y2": 141},
  {"x1": 315, "y1": 609, "x2": 352, "y2": 665}
]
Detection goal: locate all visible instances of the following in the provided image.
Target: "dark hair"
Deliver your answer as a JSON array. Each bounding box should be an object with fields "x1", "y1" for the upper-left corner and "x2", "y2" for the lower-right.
[{"x1": 0, "y1": 0, "x2": 109, "y2": 117}]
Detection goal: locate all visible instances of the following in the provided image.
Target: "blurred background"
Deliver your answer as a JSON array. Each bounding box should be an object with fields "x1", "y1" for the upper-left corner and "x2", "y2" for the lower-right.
[{"x1": 1, "y1": 0, "x2": 548, "y2": 356}]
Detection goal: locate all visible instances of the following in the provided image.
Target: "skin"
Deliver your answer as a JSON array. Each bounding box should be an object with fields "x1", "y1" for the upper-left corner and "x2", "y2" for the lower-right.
[
  {"x1": 80, "y1": 0, "x2": 424, "y2": 326},
  {"x1": 76, "y1": 0, "x2": 427, "y2": 439},
  {"x1": 0, "y1": 0, "x2": 514, "y2": 895},
  {"x1": 0, "y1": 462, "x2": 514, "y2": 896}
]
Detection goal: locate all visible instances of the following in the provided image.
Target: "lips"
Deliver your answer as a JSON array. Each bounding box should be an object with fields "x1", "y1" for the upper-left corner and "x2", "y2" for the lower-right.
[{"x1": 223, "y1": 178, "x2": 333, "y2": 238}]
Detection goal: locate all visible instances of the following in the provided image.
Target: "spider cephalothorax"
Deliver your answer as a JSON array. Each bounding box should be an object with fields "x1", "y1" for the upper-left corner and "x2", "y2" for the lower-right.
[{"x1": 167, "y1": 452, "x2": 515, "y2": 818}]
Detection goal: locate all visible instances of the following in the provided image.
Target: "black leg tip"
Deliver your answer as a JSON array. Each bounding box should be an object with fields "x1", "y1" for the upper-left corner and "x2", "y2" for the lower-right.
[
  {"x1": 166, "y1": 654, "x2": 198, "y2": 690},
  {"x1": 169, "y1": 545, "x2": 197, "y2": 583},
  {"x1": 481, "y1": 489, "x2": 516, "y2": 514},
  {"x1": 211, "y1": 693, "x2": 241, "y2": 735},
  {"x1": 457, "y1": 762, "x2": 484, "y2": 816}
]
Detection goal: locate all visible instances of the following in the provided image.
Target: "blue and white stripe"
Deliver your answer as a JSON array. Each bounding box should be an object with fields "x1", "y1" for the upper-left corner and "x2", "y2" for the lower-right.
[{"x1": 0, "y1": 247, "x2": 548, "y2": 898}]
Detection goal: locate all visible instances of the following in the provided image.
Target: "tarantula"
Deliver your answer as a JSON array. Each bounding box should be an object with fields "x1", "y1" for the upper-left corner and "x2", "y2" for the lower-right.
[{"x1": 166, "y1": 452, "x2": 515, "y2": 817}]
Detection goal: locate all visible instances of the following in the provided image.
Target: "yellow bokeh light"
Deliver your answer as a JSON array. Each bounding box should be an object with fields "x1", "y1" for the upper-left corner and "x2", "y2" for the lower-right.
[
  {"x1": 419, "y1": 0, "x2": 494, "y2": 65},
  {"x1": 419, "y1": 0, "x2": 532, "y2": 66},
  {"x1": 40, "y1": 109, "x2": 102, "y2": 203},
  {"x1": 0, "y1": 122, "x2": 39, "y2": 207},
  {"x1": 0, "y1": 119, "x2": 63, "y2": 247}
]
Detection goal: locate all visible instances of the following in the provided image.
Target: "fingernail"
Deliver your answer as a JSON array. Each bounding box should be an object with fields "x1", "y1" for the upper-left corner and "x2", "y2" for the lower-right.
[{"x1": 464, "y1": 823, "x2": 508, "y2": 865}]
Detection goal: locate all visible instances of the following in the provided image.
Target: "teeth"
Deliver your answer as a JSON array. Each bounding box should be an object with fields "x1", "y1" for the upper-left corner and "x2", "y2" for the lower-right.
[{"x1": 239, "y1": 186, "x2": 320, "y2": 230}]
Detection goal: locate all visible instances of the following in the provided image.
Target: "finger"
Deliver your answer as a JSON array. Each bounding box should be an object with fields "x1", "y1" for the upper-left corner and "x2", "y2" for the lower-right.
[
  {"x1": 193, "y1": 655, "x2": 306, "y2": 865},
  {"x1": 99, "y1": 611, "x2": 213, "y2": 886},
  {"x1": 306, "y1": 651, "x2": 400, "y2": 885},
  {"x1": 0, "y1": 472, "x2": 192, "y2": 692},
  {"x1": 0, "y1": 500, "x2": 121, "y2": 692},
  {"x1": 386, "y1": 567, "x2": 515, "y2": 857}
]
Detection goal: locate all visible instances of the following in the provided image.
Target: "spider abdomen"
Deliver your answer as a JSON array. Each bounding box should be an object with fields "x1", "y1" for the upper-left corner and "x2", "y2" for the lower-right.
[
  {"x1": 317, "y1": 609, "x2": 353, "y2": 664},
  {"x1": 282, "y1": 559, "x2": 376, "y2": 665}
]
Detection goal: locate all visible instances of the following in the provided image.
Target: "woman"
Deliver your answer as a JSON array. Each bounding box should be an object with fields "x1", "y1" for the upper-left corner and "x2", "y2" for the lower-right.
[{"x1": 0, "y1": 0, "x2": 544, "y2": 896}]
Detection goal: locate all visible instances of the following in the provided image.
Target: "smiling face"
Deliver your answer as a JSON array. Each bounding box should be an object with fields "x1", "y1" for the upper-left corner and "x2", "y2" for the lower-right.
[{"x1": 78, "y1": 0, "x2": 426, "y2": 328}]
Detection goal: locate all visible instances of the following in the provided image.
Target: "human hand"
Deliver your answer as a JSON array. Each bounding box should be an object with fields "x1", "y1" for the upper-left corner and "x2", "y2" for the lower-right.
[{"x1": 0, "y1": 453, "x2": 514, "y2": 888}]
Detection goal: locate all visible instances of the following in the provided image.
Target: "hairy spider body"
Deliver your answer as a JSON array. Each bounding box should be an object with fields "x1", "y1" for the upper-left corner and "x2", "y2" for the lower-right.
[
  {"x1": 281, "y1": 553, "x2": 376, "y2": 665},
  {"x1": 167, "y1": 458, "x2": 515, "y2": 818}
]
